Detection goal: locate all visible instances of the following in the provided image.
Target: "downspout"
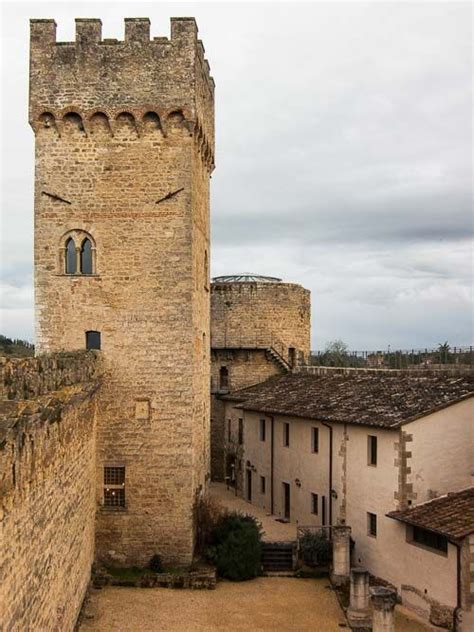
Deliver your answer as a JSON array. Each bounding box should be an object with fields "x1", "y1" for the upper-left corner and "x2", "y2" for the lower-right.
[
  {"x1": 453, "y1": 541, "x2": 462, "y2": 631},
  {"x1": 322, "y1": 422, "x2": 333, "y2": 529},
  {"x1": 270, "y1": 415, "x2": 275, "y2": 515}
]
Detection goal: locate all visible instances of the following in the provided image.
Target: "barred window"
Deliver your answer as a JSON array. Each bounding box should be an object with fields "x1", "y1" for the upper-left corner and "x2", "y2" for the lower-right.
[{"x1": 104, "y1": 466, "x2": 125, "y2": 508}]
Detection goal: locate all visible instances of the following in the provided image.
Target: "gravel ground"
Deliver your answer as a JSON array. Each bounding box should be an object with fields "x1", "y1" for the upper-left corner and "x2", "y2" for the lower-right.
[
  {"x1": 80, "y1": 578, "x2": 435, "y2": 632},
  {"x1": 210, "y1": 482, "x2": 296, "y2": 541},
  {"x1": 80, "y1": 578, "x2": 346, "y2": 631}
]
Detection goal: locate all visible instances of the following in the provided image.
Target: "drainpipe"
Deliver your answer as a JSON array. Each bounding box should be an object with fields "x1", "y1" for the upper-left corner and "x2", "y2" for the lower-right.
[
  {"x1": 270, "y1": 415, "x2": 275, "y2": 515},
  {"x1": 453, "y1": 541, "x2": 462, "y2": 631},
  {"x1": 322, "y1": 422, "x2": 333, "y2": 530}
]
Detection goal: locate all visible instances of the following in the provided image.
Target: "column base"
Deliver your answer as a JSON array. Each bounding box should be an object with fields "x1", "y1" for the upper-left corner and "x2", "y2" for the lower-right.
[
  {"x1": 331, "y1": 572, "x2": 349, "y2": 587},
  {"x1": 347, "y1": 607, "x2": 372, "y2": 628}
]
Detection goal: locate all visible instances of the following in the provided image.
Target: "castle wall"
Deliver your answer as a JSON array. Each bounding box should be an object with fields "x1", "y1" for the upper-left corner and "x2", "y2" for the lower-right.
[
  {"x1": 0, "y1": 351, "x2": 98, "y2": 400},
  {"x1": 0, "y1": 357, "x2": 99, "y2": 631},
  {"x1": 30, "y1": 18, "x2": 214, "y2": 566}
]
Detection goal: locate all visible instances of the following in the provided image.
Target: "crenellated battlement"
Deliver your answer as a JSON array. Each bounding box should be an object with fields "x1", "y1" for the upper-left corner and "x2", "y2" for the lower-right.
[{"x1": 29, "y1": 17, "x2": 214, "y2": 155}]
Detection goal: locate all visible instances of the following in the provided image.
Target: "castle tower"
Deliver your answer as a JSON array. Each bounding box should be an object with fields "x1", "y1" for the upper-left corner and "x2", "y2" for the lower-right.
[
  {"x1": 29, "y1": 17, "x2": 214, "y2": 565},
  {"x1": 210, "y1": 274, "x2": 311, "y2": 480}
]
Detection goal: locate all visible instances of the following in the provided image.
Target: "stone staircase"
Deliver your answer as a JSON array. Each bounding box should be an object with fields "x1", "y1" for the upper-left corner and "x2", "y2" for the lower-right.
[
  {"x1": 266, "y1": 347, "x2": 291, "y2": 372},
  {"x1": 261, "y1": 541, "x2": 295, "y2": 574}
]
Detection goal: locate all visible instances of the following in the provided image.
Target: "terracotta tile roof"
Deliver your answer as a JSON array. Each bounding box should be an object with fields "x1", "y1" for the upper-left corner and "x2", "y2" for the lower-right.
[
  {"x1": 387, "y1": 488, "x2": 474, "y2": 539},
  {"x1": 224, "y1": 372, "x2": 473, "y2": 428}
]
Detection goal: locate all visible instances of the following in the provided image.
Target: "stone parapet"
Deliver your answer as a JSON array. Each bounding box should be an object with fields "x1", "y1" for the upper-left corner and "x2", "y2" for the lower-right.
[{"x1": 0, "y1": 350, "x2": 100, "y2": 401}]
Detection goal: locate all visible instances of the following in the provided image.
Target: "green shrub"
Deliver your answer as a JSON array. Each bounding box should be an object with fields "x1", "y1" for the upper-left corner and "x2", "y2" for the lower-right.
[
  {"x1": 207, "y1": 511, "x2": 262, "y2": 581},
  {"x1": 148, "y1": 554, "x2": 163, "y2": 574},
  {"x1": 299, "y1": 530, "x2": 332, "y2": 566}
]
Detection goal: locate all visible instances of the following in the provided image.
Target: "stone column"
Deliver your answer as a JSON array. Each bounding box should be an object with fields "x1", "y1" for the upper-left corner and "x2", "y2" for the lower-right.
[
  {"x1": 330, "y1": 525, "x2": 351, "y2": 586},
  {"x1": 347, "y1": 567, "x2": 371, "y2": 628},
  {"x1": 370, "y1": 586, "x2": 397, "y2": 632}
]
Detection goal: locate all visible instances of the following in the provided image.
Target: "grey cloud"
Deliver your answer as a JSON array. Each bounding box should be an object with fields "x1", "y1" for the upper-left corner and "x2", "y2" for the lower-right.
[{"x1": 1, "y1": 1, "x2": 472, "y2": 348}]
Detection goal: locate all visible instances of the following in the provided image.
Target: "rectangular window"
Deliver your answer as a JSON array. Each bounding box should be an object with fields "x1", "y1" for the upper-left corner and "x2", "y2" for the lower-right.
[
  {"x1": 86, "y1": 330, "x2": 101, "y2": 350},
  {"x1": 283, "y1": 422, "x2": 290, "y2": 447},
  {"x1": 368, "y1": 435, "x2": 377, "y2": 466},
  {"x1": 260, "y1": 475, "x2": 266, "y2": 494},
  {"x1": 321, "y1": 495, "x2": 327, "y2": 525},
  {"x1": 238, "y1": 418, "x2": 243, "y2": 445},
  {"x1": 367, "y1": 512, "x2": 377, "y2": 537},
  {"x1": 311, "y1": 427, "x2": 319, "y2": 453},
  {"x1": 311, "y1": 493, "x2": 318, "y2": 515},
  {"x1": 104, "y1": 466, "x2": 125, "y2": 508},
  {"x1": 259, "y1": 418, "x2": 266, "y2": 442},
  {"x1": 412, "y1": 526, "x2": 448, "y2": 553},
  {"x1": 228, "y1": 419, "x2": 231, "y2": 442}
]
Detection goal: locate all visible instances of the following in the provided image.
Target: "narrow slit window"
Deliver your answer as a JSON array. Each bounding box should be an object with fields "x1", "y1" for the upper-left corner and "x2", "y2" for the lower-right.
[
  {"x1": 311, "y1": 493, "x2": 318, "y2": 515},
  {"x1": 259, "y1": 418, "x2": 266, "y2": 442},
  {"x1": 219, "y1": 366, "x2": 229, "y2": 390},
  {"x1": 368, "y1": 435, "x2": 377, "y2": 466},
  {"x1": 80, "y1": 238, "x2": 93, "y2": 274},
  {"x1": 260, "y1": 476, "x2": 266, "y2": 494},
  {"x1": 367, "y1": 512, "x2": 377, "y2": 537},
  {"x1": 104, "y1": 466, "x2": 125, "y2": 508},
  {"x1": 238, "y1": 418, "x2": 243, "y2": 445},
  {"x1": 283, "y1": 422, "x2": 290, "y2": 447},
  {"x1": 311, "y1": 427, "x2": 319, "y2": 453},
  {"x1": 65, "y1": 237, "x2": 76, "y2": 274}
]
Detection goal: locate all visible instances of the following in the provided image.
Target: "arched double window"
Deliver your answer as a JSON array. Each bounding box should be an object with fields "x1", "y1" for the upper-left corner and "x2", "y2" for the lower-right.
[{"x1": 61, "y1": 231, "x2": 96, "y2": 275}]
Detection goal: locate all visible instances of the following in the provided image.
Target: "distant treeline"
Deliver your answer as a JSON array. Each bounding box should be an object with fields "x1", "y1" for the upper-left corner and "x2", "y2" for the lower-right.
[
  {"x1": 310, "y1": 340, "x2": 473, "y2": 369},
  {"x1": 0, "y1": 335, "x2": 35, "y2": 357}
]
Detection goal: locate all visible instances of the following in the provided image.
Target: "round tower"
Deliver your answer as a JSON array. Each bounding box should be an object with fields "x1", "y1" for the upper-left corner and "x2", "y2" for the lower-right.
[{"x1": 210, "y1": 273, "x2": 311, "y2": 479}]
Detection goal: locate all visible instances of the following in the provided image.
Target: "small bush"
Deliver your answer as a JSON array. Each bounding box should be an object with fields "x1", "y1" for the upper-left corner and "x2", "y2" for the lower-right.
[
  {"x1": 148, "y1": 554, "x2": 163, "y2": 574},
  {"x1": 299, "y1": 530, "x2": 332, "y2": 566},
  {"x1": 207, "y1": 511, "x2": 262, "y2": 581}
]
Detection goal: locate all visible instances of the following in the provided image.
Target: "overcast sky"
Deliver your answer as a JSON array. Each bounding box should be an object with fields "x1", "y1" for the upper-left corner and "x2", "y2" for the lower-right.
[{"x1": 0, "y1": 1, "x2": 472, "y2": 349}]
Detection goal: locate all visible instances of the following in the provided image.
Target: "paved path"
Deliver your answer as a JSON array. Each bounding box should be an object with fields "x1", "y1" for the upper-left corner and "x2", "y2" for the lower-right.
[
  {"x1": 210, "y1": 482, "x2": 296, "y2": 542},
  {"x1": 80, "y1": 578, "x2": 346, "y2": 631}
]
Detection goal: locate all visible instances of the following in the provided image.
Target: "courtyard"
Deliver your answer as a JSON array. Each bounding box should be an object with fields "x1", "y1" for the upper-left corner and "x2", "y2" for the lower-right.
[
  {"x1": 80, "y1": 578, "x2": 437, "y2": 632},
  {"x1": 209, "y1": 482, "x2": 296, "y2": 541}
]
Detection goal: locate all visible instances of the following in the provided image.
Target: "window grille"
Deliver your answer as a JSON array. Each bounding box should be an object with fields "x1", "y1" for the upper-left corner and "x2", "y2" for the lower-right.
[{"x1": 104, "y1": 466, "x2": 125, "y2": 508}]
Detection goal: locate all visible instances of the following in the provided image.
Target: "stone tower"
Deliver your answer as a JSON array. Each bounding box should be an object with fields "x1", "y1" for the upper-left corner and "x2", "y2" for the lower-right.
[
  {"x1": 29, "y1": 17, "x2": 214, "y2": 565},
  {"x1": 210, "y1": 274, "x2": 310, "y2": 479}
]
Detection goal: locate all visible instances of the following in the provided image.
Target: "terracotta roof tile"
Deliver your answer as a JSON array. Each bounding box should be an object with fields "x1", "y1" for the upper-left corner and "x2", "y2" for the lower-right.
[
  {"x1": 224, "y1": 372, "x2": 473, "y2": 428},
  {"x1": 387, "y1": 488, "x2": 474, "y2": 539}
]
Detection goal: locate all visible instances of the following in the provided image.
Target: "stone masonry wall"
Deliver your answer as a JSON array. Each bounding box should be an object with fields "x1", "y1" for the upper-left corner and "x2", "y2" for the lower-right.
[
  {"x1": 211, "y1": 282, "x2": 311, "y2": 364},
  {"x1": 0, "y1": 351, "x2": 99, "y2": 400},
  {"x1": 0, "y1": 366, "x2": 99, "y2": 630},
  {"x1": 30, "y1": 18, "x2": 214, "y2": 566}
]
